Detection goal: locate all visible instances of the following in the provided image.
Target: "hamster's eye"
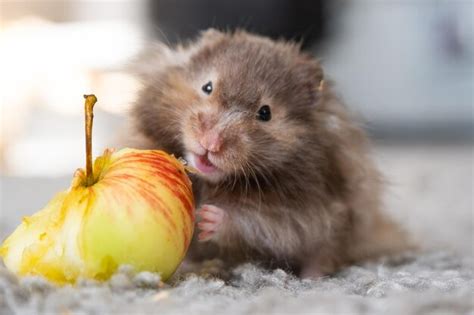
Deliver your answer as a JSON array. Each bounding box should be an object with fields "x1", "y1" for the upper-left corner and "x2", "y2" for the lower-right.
[
  {"x1": 202, "y1": 81, "x2": 213, "y2": 95},
  {"x1": 256, "y1": 105, "x2": 272, "y2": 122}
]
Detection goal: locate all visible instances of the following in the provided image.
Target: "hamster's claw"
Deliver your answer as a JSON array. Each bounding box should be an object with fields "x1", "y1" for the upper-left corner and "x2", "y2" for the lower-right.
[{"x1": 197, "y1": 204, "x2": 226, "y2": 242}]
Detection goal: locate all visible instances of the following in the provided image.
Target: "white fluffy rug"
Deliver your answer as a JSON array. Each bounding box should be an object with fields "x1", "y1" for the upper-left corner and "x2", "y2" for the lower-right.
[
  {"x1": 1, "y1": 145, "x2": 473, "y2": 315},
  {"x1": 1, "y1": 252, "x2": 473, "y2": 315}
]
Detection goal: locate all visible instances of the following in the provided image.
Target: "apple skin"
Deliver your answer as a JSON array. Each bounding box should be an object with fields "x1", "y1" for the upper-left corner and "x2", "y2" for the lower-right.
[{"x1": 0, "y1": 148, "x2": 194, "y2": 284}]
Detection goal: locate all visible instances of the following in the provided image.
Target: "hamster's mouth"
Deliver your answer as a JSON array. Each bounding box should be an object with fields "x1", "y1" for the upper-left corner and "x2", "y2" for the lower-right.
[{"x1": 192, "y1": 152, "x2": 219, "y2": 174}]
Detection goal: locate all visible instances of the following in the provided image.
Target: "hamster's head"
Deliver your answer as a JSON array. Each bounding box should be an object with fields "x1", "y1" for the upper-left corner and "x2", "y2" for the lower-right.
[{"x1": 134, "y1": 30, "x2": 324, "y2": 184}]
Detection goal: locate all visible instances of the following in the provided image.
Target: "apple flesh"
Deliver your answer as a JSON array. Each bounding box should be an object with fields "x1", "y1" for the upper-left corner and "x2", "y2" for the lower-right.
[{"x1": 0, "y1": 148, "x2": 194, "y2": 284}]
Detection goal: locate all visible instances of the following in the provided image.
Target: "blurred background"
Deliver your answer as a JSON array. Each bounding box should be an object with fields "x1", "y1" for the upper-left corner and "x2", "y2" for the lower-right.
[
  {"x1": 0, "y1": 0, "x2": 472, "y2": 175},
  {"x1": 0, "y1": 0, "x2": 472, "y2": 253}
]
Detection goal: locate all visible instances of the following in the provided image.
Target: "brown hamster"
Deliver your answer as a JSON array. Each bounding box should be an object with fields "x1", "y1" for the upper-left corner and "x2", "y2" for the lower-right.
[{"x1": 129, "y1": 30, "x2": 411, "y2": 278}]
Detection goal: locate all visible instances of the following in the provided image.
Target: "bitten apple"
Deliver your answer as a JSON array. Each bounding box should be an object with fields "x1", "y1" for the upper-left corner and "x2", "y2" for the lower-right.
[{"x1": 0, "y1": 95, "x2": 194, "y2": 284}]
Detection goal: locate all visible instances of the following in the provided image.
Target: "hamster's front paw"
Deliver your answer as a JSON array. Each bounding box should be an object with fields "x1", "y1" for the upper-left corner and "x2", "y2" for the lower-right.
[{"x1": 197, "y1": 204, "x2": 226, "y2": 241}]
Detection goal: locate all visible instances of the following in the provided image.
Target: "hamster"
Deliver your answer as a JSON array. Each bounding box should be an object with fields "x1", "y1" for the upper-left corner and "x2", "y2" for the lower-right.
[{"x1": 129, "y1": 29, "x2": 411, "y2": 278}]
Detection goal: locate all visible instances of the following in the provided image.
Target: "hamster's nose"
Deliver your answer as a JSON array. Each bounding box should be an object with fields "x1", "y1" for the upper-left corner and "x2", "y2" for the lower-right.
[{"x1": 199, "y1": 132, "x2": 222, "y2": 153}]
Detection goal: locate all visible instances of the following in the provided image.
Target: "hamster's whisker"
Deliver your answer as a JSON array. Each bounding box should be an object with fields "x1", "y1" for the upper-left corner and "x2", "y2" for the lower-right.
[
  {"x1": 245, "y1": 160, "x2": 264, "y2": 211},
  {"x1": 249, "y1": 159, "x2": 273, "y2": 189},
  {"x1": 247, "y1": 151, "x2": 281, "y2": 190},
  {"x1": 240, "y1": 159, "x2": 251, "y2": 199},
  {"x1": 230, "y1": 160, "x2": 240, "y2": 192}
]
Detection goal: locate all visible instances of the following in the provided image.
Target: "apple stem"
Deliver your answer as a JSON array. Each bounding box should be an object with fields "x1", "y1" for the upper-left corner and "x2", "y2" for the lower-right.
[{"x1": 84, "y1": 94, "x2": 97, "y2": 186}]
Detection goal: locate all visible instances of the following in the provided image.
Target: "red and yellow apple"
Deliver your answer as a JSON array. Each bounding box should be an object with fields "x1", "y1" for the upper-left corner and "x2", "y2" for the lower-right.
[{"x1": 0, "y1": 95, "x2": 194, "y2": 284}]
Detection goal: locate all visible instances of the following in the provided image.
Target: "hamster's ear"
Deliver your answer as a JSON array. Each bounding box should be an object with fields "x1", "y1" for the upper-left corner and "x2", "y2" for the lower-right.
[
  {"x1": 296, "y1": 54, "x2": 324, "y2": 88},
  {"x1": 292, "y1": 54, "x2": 326, "y2": 105},
  {"x1": 198, "y1": 28, "x2": 226, "y2": 46},
  {"x1": 127, "y1": 42, "x2": 186, "y2": 81},
  {"x1": 127, "y1": 29, "x2": 226, "y2": 80}
]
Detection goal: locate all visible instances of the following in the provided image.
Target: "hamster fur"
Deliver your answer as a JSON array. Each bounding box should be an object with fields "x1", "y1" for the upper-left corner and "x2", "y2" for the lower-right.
[{"x1": 129, "y1": 29, "x2": 411, "y2": 278}]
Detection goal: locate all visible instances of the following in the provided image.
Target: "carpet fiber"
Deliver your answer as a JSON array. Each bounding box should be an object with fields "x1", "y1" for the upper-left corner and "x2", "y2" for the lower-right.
[{"x1": 1, "y1": 145, "x2": 472, "y2": 314}]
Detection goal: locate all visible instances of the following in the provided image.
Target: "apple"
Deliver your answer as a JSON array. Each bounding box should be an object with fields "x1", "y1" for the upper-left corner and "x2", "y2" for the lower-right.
[{"x1": 0, "y1": 95, "x2": 194, "y2": 284}]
